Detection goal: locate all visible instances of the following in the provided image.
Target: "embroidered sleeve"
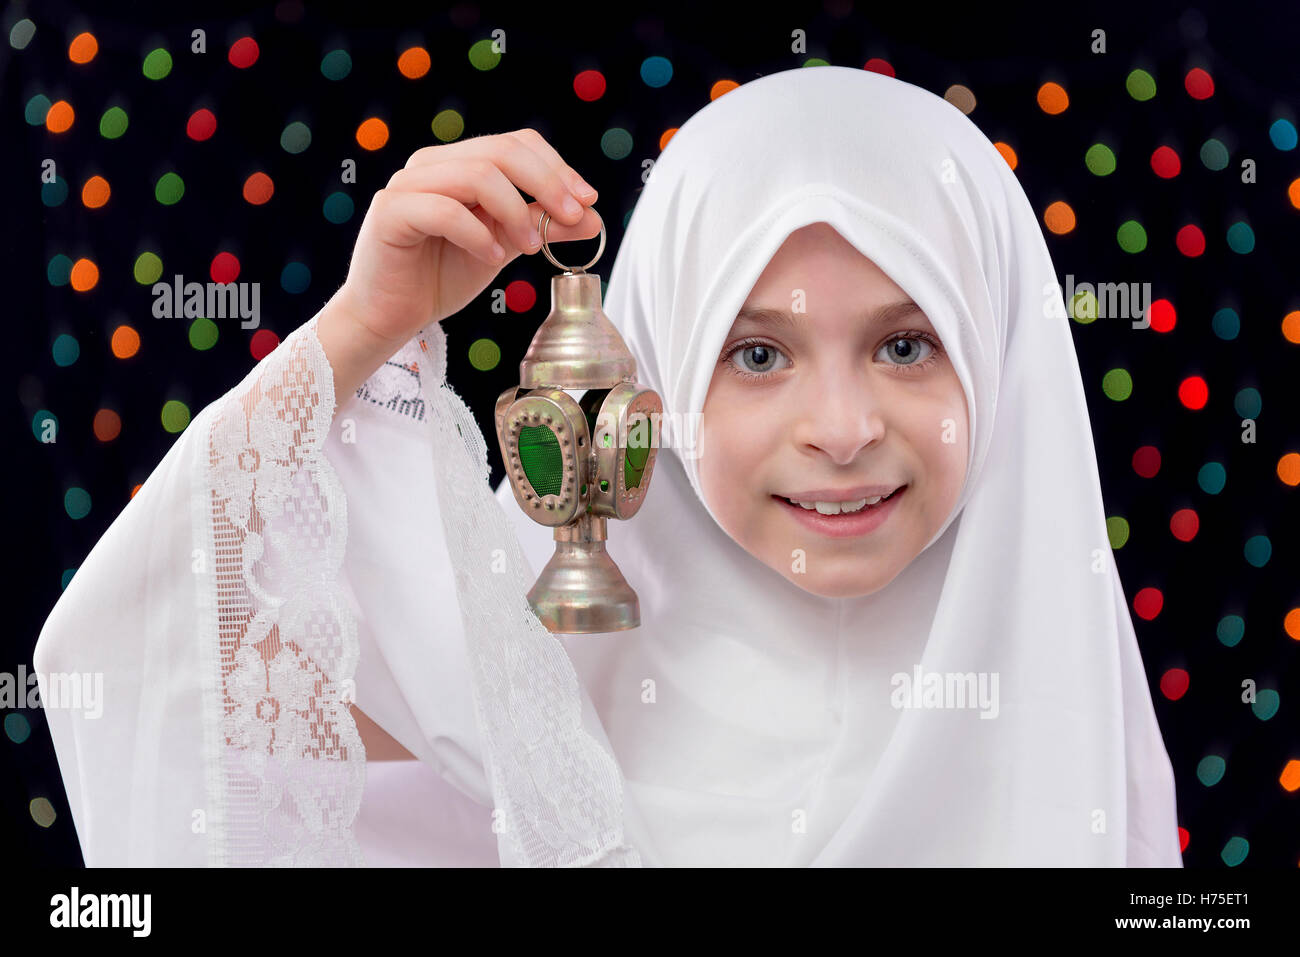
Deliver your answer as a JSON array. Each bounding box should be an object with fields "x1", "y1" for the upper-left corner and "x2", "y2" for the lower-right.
[{"x1": 192, "y1": 312, "x2": 364, "y2": 866}]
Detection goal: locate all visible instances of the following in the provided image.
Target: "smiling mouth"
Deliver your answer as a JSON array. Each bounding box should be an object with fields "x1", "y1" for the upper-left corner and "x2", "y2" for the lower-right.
[{"x1": 773, "y1": 485, "x2": 906, "y2": 514}]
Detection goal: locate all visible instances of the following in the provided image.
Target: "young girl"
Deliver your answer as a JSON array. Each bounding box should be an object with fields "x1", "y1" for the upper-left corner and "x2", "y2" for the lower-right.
[{"x1": 34, "y1": 66, "x2": 1181, "y2": 867}]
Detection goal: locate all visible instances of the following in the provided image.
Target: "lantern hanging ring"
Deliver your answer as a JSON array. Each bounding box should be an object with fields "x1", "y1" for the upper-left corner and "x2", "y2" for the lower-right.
[{"x1": 538, "y1": 207, "x2": 607, "y2": 274}]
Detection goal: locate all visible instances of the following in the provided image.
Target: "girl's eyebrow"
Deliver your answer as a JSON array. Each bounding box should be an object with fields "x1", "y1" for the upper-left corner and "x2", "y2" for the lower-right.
[{"x1": 733, "y1": 298, "x2": 923, "y2": 330}]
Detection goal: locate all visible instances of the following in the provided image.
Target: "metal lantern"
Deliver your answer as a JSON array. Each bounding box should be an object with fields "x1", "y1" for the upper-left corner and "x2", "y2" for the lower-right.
[{"x1": 494, "y1": 208, "x2": 663, "y2": 634}]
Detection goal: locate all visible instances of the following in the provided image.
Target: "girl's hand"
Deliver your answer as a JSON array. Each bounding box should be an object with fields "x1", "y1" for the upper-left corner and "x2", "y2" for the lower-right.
[{"x1": 317, "y1": 128, "x2": 601, "y2": 399}]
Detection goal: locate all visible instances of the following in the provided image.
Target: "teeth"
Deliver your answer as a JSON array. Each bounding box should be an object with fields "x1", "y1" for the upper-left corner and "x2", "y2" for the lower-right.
[
  {"x1": 792, "y1": 496, "x2": 873, "y2": 514},
  {"x1": 783, "y1": 488, "x2": 899, "y2": 514}
]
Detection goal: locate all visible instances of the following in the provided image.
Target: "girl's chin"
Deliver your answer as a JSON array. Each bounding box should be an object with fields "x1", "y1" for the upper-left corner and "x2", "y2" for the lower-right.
[
  {"x1": 785, "y1": 570, "x2": 891, "y2": 599},
  {"x1": 769, "y1": 548, "x2": 898, "y2": 595}
]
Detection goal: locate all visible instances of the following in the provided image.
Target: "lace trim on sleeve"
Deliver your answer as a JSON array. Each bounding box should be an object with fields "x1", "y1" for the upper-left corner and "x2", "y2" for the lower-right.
[
  {"x1": 192, "y1": 314, "x2": 365, "y2": 866},
  {"x1": 412, "y1": 319, "x2": 642, "y2": 868},
  {"x1": 190, "y1": 307, "x2": 640, "y2": 867}
]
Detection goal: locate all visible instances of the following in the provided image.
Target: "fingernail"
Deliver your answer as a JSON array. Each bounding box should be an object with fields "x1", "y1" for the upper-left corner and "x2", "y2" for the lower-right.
[
  {"x1": 491, "y1": 242, "x2": 505, "y2": 262},
  {"x1": 562, "y1": 196, "x2": 582, "y2": 217},
  {"x1": 576, "y1": 178, "x2": 597, "y2": 197},
  {"x1": 528, "y1": 227, "x2": 542, "y2": 247}
]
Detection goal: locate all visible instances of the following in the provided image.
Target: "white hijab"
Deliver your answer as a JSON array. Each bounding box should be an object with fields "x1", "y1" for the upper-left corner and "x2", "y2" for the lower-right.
[{"x1": 492, "y1": 65, "x2": 1182, "y2": 865}]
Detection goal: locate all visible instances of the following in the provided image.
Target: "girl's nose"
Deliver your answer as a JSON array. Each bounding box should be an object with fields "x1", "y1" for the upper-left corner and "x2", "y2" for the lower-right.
[{"x1": 792, "y1": 372, "x2": 886, "y2": 466}]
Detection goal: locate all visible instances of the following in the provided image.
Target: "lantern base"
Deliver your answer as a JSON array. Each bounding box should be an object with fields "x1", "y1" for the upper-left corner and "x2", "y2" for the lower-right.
[{"x1": 526, "y1": 517, "x2": 640, "y2": 634}]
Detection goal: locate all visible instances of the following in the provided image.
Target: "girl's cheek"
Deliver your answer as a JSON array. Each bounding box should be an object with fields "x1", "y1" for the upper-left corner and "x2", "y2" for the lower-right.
[{"x1": 926, "y1": 403, "x2": 970, "y2": 513}]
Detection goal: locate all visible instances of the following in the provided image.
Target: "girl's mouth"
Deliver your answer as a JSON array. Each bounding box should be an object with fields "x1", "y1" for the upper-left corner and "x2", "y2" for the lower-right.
[{"x1": 771, "y1": 486, "x2": 907, "y2": 539}]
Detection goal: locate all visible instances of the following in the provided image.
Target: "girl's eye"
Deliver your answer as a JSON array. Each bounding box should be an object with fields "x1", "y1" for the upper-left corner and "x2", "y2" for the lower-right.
[
  {"x1": 876, "y1": 333, "x2": 938, "y2": 369},
  {"x1": 724, "y1": 340, "x2": 791, "y2": 379}
]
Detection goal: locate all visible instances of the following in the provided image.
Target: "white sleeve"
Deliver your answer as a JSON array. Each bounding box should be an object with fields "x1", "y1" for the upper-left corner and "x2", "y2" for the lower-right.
[
  {"x1": 33, "y1": 394, "x2": 210, "y2": 866},
  {"x1": 33, "y1": 306, "x2": 494, "y2": 866}
]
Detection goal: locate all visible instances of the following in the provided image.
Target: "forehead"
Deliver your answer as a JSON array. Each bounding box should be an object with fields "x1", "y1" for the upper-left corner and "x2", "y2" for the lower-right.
[
  {"x1": 730, "y1": 297, "x2": 929, "y2": 332},
  {"x1": 735, "y1": 224, "x2": 929, "y2": 328}
]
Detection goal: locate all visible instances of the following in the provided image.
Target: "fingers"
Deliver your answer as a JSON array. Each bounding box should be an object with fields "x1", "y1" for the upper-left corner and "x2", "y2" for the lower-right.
[
  {"x1": 386, "y1": 160, "x2": 540, "y2": 254},
  {"x1": 506, "y1": 128, "x2": 598, "y2": 202},
  {"x1": 401, "y1": 129, "x2": 595, "y2": 228},
  {"x1": 369, "y1": 189, "x2": 503, "y2": 266}
]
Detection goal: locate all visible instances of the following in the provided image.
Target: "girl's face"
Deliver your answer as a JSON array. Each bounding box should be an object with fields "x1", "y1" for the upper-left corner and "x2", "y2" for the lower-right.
[{"x1": 698, "y1": 222, "x2": 969, "y2": 598}]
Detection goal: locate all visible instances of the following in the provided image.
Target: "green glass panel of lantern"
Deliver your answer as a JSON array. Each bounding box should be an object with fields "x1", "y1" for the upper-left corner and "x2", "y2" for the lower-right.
[
  {"x1": 625, "y1": 419, "x2": 651, "y2": 470},
  {"x1": 625, "y1": 419, "x2": 652, "y2": 489},
  {"x1": 518, "y1": 425, "x2": 563, "y2": 497}
]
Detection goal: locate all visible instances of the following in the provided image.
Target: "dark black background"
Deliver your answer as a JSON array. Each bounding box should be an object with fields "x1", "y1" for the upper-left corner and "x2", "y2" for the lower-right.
[{"x1": 4, "y1": 0, "x2": 1298, "y2": 868}]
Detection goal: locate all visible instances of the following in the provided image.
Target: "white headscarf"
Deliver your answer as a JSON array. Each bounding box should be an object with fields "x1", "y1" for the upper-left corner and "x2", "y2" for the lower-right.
[{"x1": 495, "y1": 65, "x2": 1183, "y2": 865}]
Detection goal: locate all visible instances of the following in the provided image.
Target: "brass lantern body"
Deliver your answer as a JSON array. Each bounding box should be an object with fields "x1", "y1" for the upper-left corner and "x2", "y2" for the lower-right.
[{"x1": 495, "y1": 263, "x2": 662, "y2": 635}]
